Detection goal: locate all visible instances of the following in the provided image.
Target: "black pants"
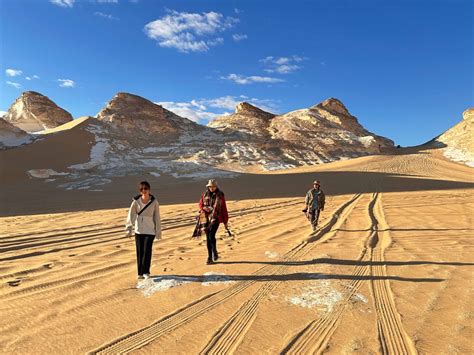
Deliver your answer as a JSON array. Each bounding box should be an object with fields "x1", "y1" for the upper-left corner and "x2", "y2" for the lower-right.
[
  {"x1": 206, "y1": 223, "x2": 219, "y2": 261},
  {"x1": 310, "y1": 209, "x2": 320, "y2": 230},
  {"x1": 135, "y1": 234, "x2": 155, "y2": 275}
]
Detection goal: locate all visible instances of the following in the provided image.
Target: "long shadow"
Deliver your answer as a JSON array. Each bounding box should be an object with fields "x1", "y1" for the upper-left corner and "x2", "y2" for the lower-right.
[
  {"x1": 1, "y1": 164, "x2": 474, "y2": 216},
  {"x1": 217, "y1": 258, "x2": 474, "y2": 267},
  {"x1": 148, "y1": 272, "x2": 444, "y2": 283}
]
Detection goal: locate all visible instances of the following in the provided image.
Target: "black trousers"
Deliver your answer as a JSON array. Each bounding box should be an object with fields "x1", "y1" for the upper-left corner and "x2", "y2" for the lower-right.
[
  {"x1": 310, "y1": 209, "x2": 320, "y2": 230},
  {"x1": 135, "y1": 234, "x2": 155, "y2": 275},
  {"x1": 206, "y1": 223, "x2": 219, "y2": 260}
]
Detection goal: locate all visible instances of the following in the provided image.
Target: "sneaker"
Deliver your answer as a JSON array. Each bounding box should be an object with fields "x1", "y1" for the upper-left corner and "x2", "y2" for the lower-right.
[
  {"x1": 206, "y1": 259, "x2": 214, "y2": 265},
  {"x1": 143, "y1": 273, "x2": 151, "y2": 279},
  {"x1": 137, "y1": 275, "x2": 145, "y2": 280}
]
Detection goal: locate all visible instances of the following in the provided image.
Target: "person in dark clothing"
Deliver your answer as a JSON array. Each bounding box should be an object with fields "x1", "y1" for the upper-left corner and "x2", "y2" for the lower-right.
[
  {"x1": 198, "y1": 179, "x2": 229, "y2": 264},
  {"x1": 125, "y1": 181, "x2": 161, "y2": 280},
  {"x1": 303, "y1": 180, "x2": 326, "y2": 231}
]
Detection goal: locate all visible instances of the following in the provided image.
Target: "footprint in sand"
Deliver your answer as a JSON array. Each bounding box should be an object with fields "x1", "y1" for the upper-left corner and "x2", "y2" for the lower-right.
[
  {"x1": 43, "y1": 263, "x2": 54, "y2": 269},
  {"x1": 7, "y1": 279, "x2": 22, "y2": 287}
]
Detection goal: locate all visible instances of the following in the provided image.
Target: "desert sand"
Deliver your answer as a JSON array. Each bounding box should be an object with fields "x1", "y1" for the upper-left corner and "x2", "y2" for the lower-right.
[{"x1": 1, "y1": 147, "x2": 473, "y2": 354}]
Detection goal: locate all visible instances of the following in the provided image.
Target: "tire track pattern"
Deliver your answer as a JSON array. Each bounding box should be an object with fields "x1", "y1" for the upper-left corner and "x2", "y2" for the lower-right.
[
  {"x1": 90, "y1": 194, "x2": 362, "y2": 354},
  {"x1": 281, "y1": 193, "x2": 378, "y2": 354},
  {"x1": 199, "y1": 194, "x2": 363, "y2": 354},
  {"x1": 371, "y1": 194, "x2": 417, "y2": 355},
  {"x1": 282, "y1": 193, "x2": 417, "y2": 354}
]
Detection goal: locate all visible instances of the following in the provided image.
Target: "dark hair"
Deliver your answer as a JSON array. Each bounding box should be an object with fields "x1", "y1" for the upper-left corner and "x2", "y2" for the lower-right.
[{"x1": 138, "y1": 181, "x2": 151, "y2": 190}]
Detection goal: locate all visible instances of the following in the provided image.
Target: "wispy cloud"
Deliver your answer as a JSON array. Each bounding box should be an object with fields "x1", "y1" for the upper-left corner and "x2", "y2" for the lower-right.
[
  {"x1": 261, "y1": 55, "x2": 307, "y2": 74},
  {"x1": 50, "y1": 0, "x2": 75, "y2": 8},
  {"x1": 94, "y1": 11, "x2": 119, "y2": 20},
  {"x1": 232, "y1": 33, "x2": 247, "y2": 42},
  {"x1": 5, "y1": 69, "x2": 23, "y2": 77},
  {"x1": 25, "y1": 75, "x2": 40, "y2": 80},
  {"x1": 6, "y1": 81, "x2": 21, "y2": 89},
  {"x1": 58, "y1": 79, "x2": 75, "y2": 88},
  {"x1": 95, "y1": 0, "x2": 118, "y2": 3},
  {"x1": 221, "y1": 74, "x2": 284, "y2": 85},
  {"x1": 156, "y1": 95, "x2": 279, "y2": 124},
  {"x1": 144, "y1": 10, "x2": 239, "y2": 53}
]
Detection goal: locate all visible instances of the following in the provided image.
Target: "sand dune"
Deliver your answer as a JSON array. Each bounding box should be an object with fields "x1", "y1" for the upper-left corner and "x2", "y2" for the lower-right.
[{"x1": 0, "y1": 149, "x2": 473, "y2": 354}]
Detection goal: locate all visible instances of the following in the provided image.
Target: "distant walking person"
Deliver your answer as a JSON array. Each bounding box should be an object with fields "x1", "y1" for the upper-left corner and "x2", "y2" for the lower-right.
[
  {"x1": 197, "y1": 179, "x2": 229, "y2": 264},
  {"x1": 125, "y1": 181, "x2": 161, "y2": 280},
  {"x1": 303, "y1": 180, "x2": 326, "y2": 231}
]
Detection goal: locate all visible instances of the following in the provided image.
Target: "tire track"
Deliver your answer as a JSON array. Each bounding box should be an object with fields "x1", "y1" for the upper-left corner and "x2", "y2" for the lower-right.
[
  {"x1": 1, "y1": 204, "x2": 303, "y2": 303},
  {"x1": 0, "y1": 200, "x2": 303, "y2": 262},
  {"x1": 1, "y1": 199, "x2": 302, "y2": 244},
  {"x1": 90, "y1": 194, "x2": 361, "y2": 354},
  {"x1": 199, "y1": 194, "x2": 363, "y2": 354},
  {"x1": 281, "y1": 193, "x2": 378, "y2": 354},
  {"x1": 370, "y1": 193, "x2": 417, "y2": 355},
  {"x1": 282, "y1": 192, "x2": 417, "y2": 354}
]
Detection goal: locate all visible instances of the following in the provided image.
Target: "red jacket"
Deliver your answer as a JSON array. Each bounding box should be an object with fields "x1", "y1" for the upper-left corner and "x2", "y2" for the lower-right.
[{"x1": 199, "y1": 189, "x2": 229, "y2": 225}]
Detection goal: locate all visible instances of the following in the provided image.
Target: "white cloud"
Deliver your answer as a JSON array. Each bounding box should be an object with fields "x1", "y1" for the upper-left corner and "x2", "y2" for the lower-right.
[
  {"x1": 260, "y1": 55, "x2": 307, "y2": 74},
  {"x1": 25, "y1": 75, "x2": 40, "y2": 80},
  {"x1": 0, "y1": 111, "x2": 7, "y2": 118},
  {"x1": 95, "y1": 0, "x2": 118, "y2": 2},
  {"x1": 156, "y1": 101, "x2": 219, "y2": 123},
  {"x1": 94, "y1": 11, "x2": 119, "y2": 20},
  {"x1": 156, "y1": 95, "x2": 279, "y2": 124},
  {"x1": 50, "y1": 0, "x2": 75, "y2": 7},
  {"x1": 221, "y1": 73, "x2": 284, "y2": 85},
  {"x1": 144, "y1": 10, "x2": 238, "y2": 53},
  {"x1": 6, "y1": 81, "x2": 21, "y2": 89},
  {"x1": 58, "y1": 79, "x2": 75, "y2": 88},
  {"x1": 5, "y1": 69, "x2": 23, "y2": 77},
  {"x1": 232, "y1": 33, "x2": 247, "y2": 42}
]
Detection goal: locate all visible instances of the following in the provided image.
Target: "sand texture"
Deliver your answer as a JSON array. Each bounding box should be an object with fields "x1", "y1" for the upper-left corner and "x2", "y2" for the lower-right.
[{"x1": 1, "y1": 148, "x2": 473, "y2": 354}]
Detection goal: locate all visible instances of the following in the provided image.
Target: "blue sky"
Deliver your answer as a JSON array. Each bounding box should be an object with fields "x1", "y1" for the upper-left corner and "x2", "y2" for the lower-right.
[{"x1": 1, "y1": 0, "x2": 472, "y2": 146}]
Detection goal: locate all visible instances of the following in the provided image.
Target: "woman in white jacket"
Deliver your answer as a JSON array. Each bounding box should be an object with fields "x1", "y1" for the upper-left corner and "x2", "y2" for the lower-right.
[{"x1": 125, "y1": 181, "x2": 161, "y2": 280}]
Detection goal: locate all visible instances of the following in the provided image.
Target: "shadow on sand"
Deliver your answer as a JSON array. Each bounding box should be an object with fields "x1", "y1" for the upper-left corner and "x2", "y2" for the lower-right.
[{"x1": 1, "y1": 168, "x2": 473, "y2": 216}]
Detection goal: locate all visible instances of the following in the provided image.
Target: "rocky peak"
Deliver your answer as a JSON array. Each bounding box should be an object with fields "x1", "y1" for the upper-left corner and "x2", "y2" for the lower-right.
[
  {"x1": 4, "y1": 91, "x2": 73, "y2": 132},
  {"x1": 315, "y1": 98, "x2": 351, "y2": 116},
  {"x1": 235, "y1": 102, "x2": 273, "y2": 117},
  {"x1": 97, "y1": 92, "x2": 200, "y2": 138},
  {"x1": 463, "y1": 108, "x2": 474, "y2": 121}
]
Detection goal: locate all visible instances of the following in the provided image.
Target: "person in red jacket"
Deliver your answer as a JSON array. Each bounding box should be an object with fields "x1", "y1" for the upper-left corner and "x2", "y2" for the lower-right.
[{"x1": 198, "y1": 179, "x2": 229, "y2": 264}]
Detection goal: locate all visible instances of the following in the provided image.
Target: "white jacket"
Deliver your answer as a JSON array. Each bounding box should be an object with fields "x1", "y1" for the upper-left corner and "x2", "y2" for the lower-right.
[{"x1": 125, "y1": 195, "x2": 162, "y2": 239}]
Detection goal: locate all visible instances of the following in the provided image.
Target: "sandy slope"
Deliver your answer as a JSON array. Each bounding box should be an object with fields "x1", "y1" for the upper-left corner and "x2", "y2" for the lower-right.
[{"x1": 0, "y1": 149, "x2": 473, "y2": 354}]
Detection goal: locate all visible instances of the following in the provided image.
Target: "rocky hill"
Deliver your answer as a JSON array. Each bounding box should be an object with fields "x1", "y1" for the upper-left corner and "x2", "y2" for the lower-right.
[
  {"x1": 209, "y1": 97, "x2": 394, "y2": 166},
  {"x1": 208, "y1": 102, "x2": 275, "y2": 137},
  {"x1": 2, "y1": 91, "x2": 399, "y2": 191},
  {"x1": 4, "y1": 91, "x2": 73, "y2": 132},
  {"x1": 97, "y1": 92, "x2": 202, "y2": 142},
  {"x1": 435, "y1": 108, "x2": 474, "y2": 167}
]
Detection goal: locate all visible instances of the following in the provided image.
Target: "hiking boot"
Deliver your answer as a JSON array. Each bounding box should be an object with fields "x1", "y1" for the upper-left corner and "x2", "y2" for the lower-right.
[
  {"x1": 213, "y1": 253, "x2": 219, "y2": 262},
  {"x1": 206, "y1": 259, "x2": 214, "y2": 265},
  {"x1": 137, "y1": 275, "x2": 145, "y2": 280},
  {"x1": 143, "y1": 273, "x2": 151, "y2": 279}
]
